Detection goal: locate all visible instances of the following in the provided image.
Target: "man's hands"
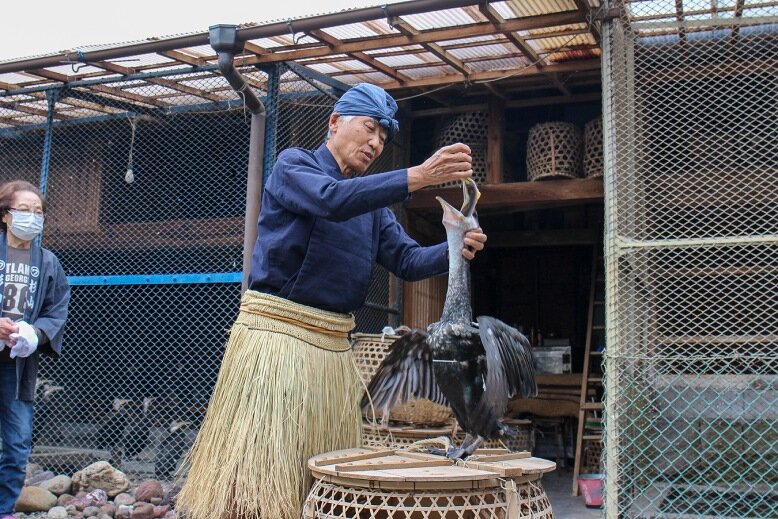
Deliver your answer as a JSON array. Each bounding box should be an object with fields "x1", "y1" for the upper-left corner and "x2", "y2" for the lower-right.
[
  {"x1": 462, "y1": 228, "x2": 487, "y2": 260},
  {"x1": 407, "y1": 143, "x2": 473, "y2": 192},
  {"x1": 0, "y1": 318, "x2": 40, "y2": 359}
]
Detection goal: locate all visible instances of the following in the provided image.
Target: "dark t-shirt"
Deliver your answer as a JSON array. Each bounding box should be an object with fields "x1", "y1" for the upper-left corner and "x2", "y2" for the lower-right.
[{"x1": 0, "y1": 245, "x2": 32, "y2": 362}]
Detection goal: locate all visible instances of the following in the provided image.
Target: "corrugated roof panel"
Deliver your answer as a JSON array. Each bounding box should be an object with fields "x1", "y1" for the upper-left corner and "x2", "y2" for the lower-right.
[
  {"x1": 375, "y1": 53, "x2": 435, "y2": 68},
  {"x1": 524, "y1": 22, "x2": 589, "y2": 36},
  {"x1": 59, "y1": 107, "x2": 107, "y2": 119},
  {"x1": 447, "y1": 43, "x2": 521, "y2": 61},
  {"x1": 181, "y1": 45, "x2": 216, "y2": 57},
  {"x1": 101, "y1": 79, "x2": 147, "y2": 89},
  {"x1": 400, "y1": 64, "x2": 458, "y2": 80},
  {"x1": 108, "y1": 53, "x2": 176, "y2": 68},
  {"x1": 179, "y1": 76, "x2": 230, "y2": 91},
  {"x1": 44, "y1": 64, "x2": 106, "y2": 76},
  {"x1": 439, "y1": 34, "x2": 505, "y2": 47},
  {"x1": 503, "y1": 0, "x2": 577, "y2": 17},
  {"x1": 547, "y1": 48, "x2": 600, "y2": 62},
  {"x1": 305, "y1": 62, "x2": 347, "y2": 75},
  {"x1": 124, "y1": 85, "x2": 179, "y2": 97},
  {"x1": 467, "y1": 56, "x2": 532, "y2": 72},
  {"x1": 13, "y1": 114, "x2": 46, "y2": 124},
  {"x1": 0, "y1": 93, "x2": 34, "y2": 103},
  {"x1": 533, "y1": 33, "x2": 597, "y2": 52},
  {"x1": 332, "y1": 72, "x2": 392, "y2": 85},
  {"x1": 363, "y1": 45, "x2": 425, "y2": 55},
  {"x1": 157, "y1": 94, "x2": 211, "y2": 106},
  {"x1": 320, "y1": 22, "x2": 385, "y2": 41},
  {"x1": 0, "y1": 72, "x2": 36, "y2": 85},
  {"x1": 401, "y1": 8, "x2": 481, "y2": 31}
]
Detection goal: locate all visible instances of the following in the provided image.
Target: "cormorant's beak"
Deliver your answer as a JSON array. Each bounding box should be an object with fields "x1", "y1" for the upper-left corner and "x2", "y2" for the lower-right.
[
  {"x1": 460, "y1": 177, "x2": 480, "y2": 218},
  {"x1": 435, "y1": 195, "x2": 463, "y2": 228}
]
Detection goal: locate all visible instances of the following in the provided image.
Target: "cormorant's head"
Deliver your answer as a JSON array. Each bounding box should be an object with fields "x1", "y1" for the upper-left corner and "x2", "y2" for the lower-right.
[{"x1": 435, "y1": 178, "x2": 480, "y2": 233}]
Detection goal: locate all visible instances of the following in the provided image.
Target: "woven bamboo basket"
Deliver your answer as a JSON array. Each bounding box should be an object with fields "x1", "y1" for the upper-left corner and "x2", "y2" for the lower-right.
[
  {"x1": 353, "y1": 332, "x2": 453, "y2": 427},
  {"x1": 583, "y1": 116, "x2": 604, "y2": 178},
  {"x1": 305, "y1": 448, "x2": 556, "y2": 519},
  {"x1": 362, "y1": 421, "x2": 453, "y2": 450},
  {"x1": 451, "y1": 418, "x2": 535, "y2": 452},
  {"x1": 432, "y1": 111, "x2": 489, "y2": 187},
  {"x1": 527, "y1": 121, "x2": 583, "y2": 181}
]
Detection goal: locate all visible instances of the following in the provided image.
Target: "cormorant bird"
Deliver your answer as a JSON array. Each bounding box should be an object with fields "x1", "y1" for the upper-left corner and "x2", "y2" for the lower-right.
[
  {"x1": 32, "y1": 379, "x2": 64, "y2": 447},
  {"x1": 155, "y1": 420, "x2": 191, "y2": 480},
  {"x1": 123, "y1": 396, "x2": 155, "y2": 460},
  {"x1": 362, "y1": 178, "x2": 537, "y2": 459},
  {"x1": 96, "y1": 398, "x2": 132, "y2": 467}
]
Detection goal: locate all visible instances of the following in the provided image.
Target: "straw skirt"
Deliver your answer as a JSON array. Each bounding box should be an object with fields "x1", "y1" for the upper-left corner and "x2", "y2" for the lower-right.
[{"x1": 176, "y1": 290, "x2": 362, "y2": 519}]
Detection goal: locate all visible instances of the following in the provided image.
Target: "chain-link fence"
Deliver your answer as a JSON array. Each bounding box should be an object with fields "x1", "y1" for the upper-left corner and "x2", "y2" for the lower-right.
[
  {"x1": 602, "y1": 1, "x2": 777, "y2": 517},
  {"x1": 0, "y1": 63, "x2": 401, "y2": 481}
]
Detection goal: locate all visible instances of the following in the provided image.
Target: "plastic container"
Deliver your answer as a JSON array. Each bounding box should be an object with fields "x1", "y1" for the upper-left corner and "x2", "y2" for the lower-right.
[{"x1": 578, "y1": 473, "x2": 605, "y2": 507}]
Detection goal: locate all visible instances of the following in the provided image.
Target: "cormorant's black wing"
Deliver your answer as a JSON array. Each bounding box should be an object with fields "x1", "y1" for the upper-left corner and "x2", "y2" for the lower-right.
[
  {"x1": 476, "y1": 316, "x2": 538, "y2": 419},
  {"x1": 360, "y1": 329, "x2": 446, "y2": 414}
]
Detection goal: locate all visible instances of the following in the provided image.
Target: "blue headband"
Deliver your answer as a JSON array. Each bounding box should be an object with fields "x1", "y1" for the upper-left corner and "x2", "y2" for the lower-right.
[{"x1": 333, "y1": 83, "x2": 399, "y2": 143}]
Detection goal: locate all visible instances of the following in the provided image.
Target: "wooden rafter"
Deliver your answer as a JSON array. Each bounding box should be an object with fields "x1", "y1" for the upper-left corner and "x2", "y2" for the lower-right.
[
  {"x1": 308, "y1": 29, "x2": 410, "y2": 83},
  {"x1": 159, "y1": 49, "x2": 207, "y2": 67},
  {"x1": 479, "y1": 3, "x2": 543, "y2": 66},
  {"x1": 390, "y1": 17, "x2": 470, "y2": 76},
  {"x1": 91, "y1": 84, "x2": 169, "y2": 108},
  {"x1": 382, "y1": 58, "x2": 600, "y2": 90},
  {"x1": 238, "y1": 11, "x2": 583, "y2": 66}
]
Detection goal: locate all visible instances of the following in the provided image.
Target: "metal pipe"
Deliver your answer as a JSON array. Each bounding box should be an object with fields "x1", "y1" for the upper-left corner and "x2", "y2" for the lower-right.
[
  {"x1": 208, "y1": 24, "x2": 267, "y2": 291},
  {"x1": 243, "y1": 113, "x2": 265, "y2": 292},
  {"x1": 0, "y1": 0, "x2": 484, "y2": 75}
]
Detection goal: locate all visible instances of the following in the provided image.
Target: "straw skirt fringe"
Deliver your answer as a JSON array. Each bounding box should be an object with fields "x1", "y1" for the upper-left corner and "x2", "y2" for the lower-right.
[{"x1": 176, "y1": 291, "x2": 362, "y2": 519}]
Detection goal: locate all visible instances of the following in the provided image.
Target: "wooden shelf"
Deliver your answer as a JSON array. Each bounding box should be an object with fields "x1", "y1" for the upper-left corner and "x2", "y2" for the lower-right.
[{"x1": 405, "y1": 178, "x2": 604, "y2": 212}]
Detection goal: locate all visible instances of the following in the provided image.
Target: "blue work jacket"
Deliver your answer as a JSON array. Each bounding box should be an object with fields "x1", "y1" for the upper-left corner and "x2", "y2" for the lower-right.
[
  {"x1": 249, "y1": 144, "x2": 448, "y2": 314},
  {"x1": 0, "y1": 232, "x2": 70, "y2": 401}
]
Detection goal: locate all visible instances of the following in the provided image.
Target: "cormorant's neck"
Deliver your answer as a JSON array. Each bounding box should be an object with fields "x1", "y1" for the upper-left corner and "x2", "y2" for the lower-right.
[{"x1": 441, "y1": 228, "x2": 472, "y2": 324}]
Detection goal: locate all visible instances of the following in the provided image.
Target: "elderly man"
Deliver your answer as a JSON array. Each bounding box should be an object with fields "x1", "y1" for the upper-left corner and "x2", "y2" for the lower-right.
[{"x1": 177, "y1": 83, "x2": 486, "y2": 519}]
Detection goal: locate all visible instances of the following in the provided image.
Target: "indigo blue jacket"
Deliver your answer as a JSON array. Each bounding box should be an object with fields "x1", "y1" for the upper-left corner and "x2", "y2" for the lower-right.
[
  {"x1": 0, "y1": 232, "x2": 70, "y2": 401},
  {"x1": 249, "y1": 144, "x2": 448, "y2": 314}
]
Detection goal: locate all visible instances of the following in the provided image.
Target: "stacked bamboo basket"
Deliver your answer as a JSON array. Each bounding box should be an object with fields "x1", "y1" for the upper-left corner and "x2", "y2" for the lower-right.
[
  {"x1": 353, "y1": 332, "x2": 535, "y2": 453},
  {"x1": 526, "y1": 117, "x2": 604, "y2": 180}
]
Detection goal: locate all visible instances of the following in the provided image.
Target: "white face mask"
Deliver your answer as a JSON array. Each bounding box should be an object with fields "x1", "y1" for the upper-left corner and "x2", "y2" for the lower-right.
[{"x1": 9, "y1": 211, "x2": 44, "y2": 241}]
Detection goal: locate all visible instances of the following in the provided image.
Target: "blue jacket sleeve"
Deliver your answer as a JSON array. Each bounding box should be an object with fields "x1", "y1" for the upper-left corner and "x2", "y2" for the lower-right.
[
  {"x1": 33, "y1": 252, "x2": 70, "y2": 357},
  {"x1": 375, "y1": 208, "x2": 449, "y2": 281},
  {"x1": 266, "y1": 149, "x2": 410, "y2": 221}
]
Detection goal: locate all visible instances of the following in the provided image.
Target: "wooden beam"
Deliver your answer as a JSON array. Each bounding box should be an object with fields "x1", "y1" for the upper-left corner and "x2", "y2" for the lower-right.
[
  {"x1": 308, "y1": 29, "x2": 410, "y2": 83},
  {"x1": 390, "y1": 18, "x2": 471, "y2": 76},
  {"x1": 486, "y1": 228, "x2": 600, "y2": 248},
  {"x1": 487, "y1": 96, "x2": 504, "y2": 184},
  {"x1": 405, "y1": 179, "x2": 604, "y2": 212},
  {"x1": 411, "y1": 92, "x2": 601, "y2": 118},
  {"x1": 159, "y1": 49, "x2": 207, "y2": 66},
  {"x1": 238, "y1": 11, "x2": 583, "y2": 66},
  {"x1": 91, "y1": 84, "x2": 170, "y2": 108},
  {"x1": 479, "y1": 2, "x2": 543, "y2": 67}
]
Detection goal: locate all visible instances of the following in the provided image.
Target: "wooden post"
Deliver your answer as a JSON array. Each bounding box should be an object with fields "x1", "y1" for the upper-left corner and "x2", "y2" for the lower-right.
[{"x1": 487, "y1": 96, "x2": 505, "y2": 184}]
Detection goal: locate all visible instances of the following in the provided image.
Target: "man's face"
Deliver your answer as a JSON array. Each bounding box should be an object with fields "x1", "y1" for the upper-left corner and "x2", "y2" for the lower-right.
[{"x1": 327, "y1": 114, "x2": 388, "y2": 177}]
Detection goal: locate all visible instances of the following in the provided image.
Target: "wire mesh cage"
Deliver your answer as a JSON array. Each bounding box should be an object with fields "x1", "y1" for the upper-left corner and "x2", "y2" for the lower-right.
[
  {"x1": 0, "y1": 63, "x2": 402, "y2": 483},
  {"x1": 602, "y1": 1, "x2": 778, "y2": 517}
]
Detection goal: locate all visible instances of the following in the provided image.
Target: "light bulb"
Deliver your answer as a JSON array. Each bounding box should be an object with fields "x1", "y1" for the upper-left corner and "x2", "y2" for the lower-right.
[{"x1": 125, "y1": 168, "x2": 135, "y2": 184}]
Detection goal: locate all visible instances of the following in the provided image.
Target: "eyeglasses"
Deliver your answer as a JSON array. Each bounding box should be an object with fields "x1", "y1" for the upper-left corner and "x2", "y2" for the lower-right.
[{"x1": 9, "y1": 207, "x2": 45, "y2": 218}]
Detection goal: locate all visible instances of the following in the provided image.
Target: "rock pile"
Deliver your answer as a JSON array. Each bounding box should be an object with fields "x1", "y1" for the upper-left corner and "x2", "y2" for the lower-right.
[{"x1": 13, "y1": 462, "x2": 180, "y2": 518}]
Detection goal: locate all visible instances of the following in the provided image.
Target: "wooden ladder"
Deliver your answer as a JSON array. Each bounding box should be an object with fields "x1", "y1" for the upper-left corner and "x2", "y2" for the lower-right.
[{"x1": 572, "y1": 242, "x2": 605, "y2": 495}]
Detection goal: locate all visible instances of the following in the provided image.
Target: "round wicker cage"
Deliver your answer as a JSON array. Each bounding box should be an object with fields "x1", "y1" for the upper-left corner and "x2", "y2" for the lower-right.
[
  {"x1": 305, "y1": 448, "x2": 556, "y2": 519},
  {"x1": 432, "y1": 111, "x2": 489, "y2": 188},
  {"x1": 353, "y1": 332, "x2": 453, "y2": 426},
  {"x1": 526, "y1": 121, "x2": 583, "y2": 181},
  {"x1": 583, "y1": 116, "x2": 604, "y2": 178},
  {"x1": 304, "y1": 479, "x2": 554, "y2": 519}
]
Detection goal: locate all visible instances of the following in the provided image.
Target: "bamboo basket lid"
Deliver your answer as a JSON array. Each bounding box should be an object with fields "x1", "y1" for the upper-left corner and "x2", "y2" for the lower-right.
[{"x1": 309, "y1": 447, "x2": 556, "y2": 490}]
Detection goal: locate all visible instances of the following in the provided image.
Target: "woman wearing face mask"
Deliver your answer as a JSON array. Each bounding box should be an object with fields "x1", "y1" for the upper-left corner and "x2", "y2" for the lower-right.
[{"x1": 0, "y1": 180, "x2": 69, "y2": 519}]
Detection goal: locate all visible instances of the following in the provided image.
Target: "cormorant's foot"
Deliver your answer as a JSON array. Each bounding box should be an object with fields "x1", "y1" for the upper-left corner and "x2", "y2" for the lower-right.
[{"x1": 426, "y1": 446, "x2": 470, "y2": 460}]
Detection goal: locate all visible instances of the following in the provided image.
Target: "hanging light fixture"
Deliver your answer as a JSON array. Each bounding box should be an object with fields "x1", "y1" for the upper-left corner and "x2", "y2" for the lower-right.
[{"x1": 125, "y1": 115, "x2": 138, "y2": 184}]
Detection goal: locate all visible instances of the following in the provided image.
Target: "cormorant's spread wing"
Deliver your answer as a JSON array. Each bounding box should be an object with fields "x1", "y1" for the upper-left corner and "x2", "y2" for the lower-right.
[
  {"x1": 476, "y1": 316, "x2": 538, "y2": 418},
  {"x1": 360, "y1": 328, "x2": 446, "y2": 413}
]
